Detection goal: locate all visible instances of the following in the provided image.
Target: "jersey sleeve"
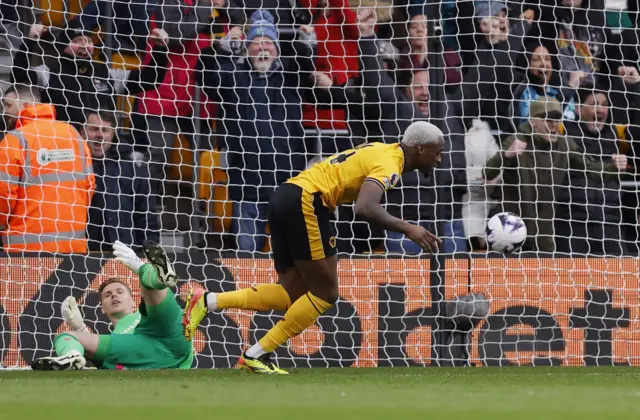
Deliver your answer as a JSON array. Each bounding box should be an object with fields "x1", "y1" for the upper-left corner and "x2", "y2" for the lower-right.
[{"x1": 364, "y1": 155, "x2": 403, "y2": 191}]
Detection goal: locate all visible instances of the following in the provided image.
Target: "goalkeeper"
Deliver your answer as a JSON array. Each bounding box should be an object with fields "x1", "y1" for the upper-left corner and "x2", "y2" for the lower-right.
[
  {"x1": 181, "y1": 122, "x2": 444, "y2": 374},
  {"x1": 32, "y1": 241, "x2": 193, "y2": 370}
]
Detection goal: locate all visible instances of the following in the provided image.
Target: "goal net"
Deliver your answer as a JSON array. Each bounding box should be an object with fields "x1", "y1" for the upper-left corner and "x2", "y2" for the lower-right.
[{"x1": 0, "y1": 0, "x2": 640, "y2": 369}]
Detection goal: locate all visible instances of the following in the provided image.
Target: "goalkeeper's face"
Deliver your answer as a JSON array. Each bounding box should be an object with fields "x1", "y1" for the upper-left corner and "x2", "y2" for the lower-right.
[{"x1": 100, "y1": 282, "x2": 135, "y2": 319}]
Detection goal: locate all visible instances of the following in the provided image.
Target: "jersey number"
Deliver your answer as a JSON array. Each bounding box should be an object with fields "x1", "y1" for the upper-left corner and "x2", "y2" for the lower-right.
[
  {"x1": 329, "y1": 144, "x2": 373, "y2": 165},
  {"x1": 330, "y1": 151, "x2": 355, "y2": 165}
]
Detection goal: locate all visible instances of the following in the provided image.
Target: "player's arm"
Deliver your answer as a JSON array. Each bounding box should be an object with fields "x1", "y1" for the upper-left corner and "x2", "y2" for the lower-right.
[{"x1": 354, "y1": 180, "x2": 441, "y2": 253}]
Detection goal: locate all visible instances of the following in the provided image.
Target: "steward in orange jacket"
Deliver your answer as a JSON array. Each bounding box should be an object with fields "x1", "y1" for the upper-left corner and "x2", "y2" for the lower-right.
[{"x1": 0, "y1": 88, "x2": 95, "y2": 252}]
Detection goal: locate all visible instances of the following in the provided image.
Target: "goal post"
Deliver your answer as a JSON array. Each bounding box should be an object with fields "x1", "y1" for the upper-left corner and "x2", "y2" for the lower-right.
[{"x1": 0, "y1": 0, "x2": 639, "y2": 368}]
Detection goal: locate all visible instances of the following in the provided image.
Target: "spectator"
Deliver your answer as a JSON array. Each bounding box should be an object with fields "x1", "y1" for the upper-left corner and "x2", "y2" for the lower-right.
[
  {"x1": 451, "y1": 3, "x2": 534, "y2": 250},
  {"x1": 357, "y1": 8, "x2": 467, "y2": 254},
  {"x1": 82, "y1": 110, "x2": 160, "y2": 252},
  {"x1": 456, "y1": 2, "x2": 534, "y2": 138},
  {"x1": 298, "y1": 0, "x2": 359, "y2": 153},
  {"x1": 554, "y1": 70, "x2": 640, "y2": 256},
  {"x1": 398, "y1": 12, "x2": 428, "y2": 71},
  {"x1": 132, "y1": 0, "x2": 212, "y2": 198},
  {"x1": 12, "y1": 25, "x2": 169, "y2": 128},
  {"x1": 0, "y1": 0, "x2": 22, "y2": 52},
  {"x1": 0, "y1": 86, "x2": 95, "y2": 253},
  {"x1": 300, "y1": 0, "x2": 358, "y2": 86},
  {"x1": 483, "y1": 97, "x2": 627, "y2": 253},
  {"x1": 514, "y1": 40, "x2": 578, "y2": 124},
  {"x1": 67, "y1": 0, "x2": 157, "y2": 51},
  {"x1": 239, "y1": 0, "x2": 296, "y2": 26},
  {"x1": 553, "y1": 0, "x2": 607, "y2": 89},
  {"x1": 461, "y1": 118, "x2": 499, "y2": 249},
  {"x1": 197, "y1": 10, "x2": 319, "y2": 252}
]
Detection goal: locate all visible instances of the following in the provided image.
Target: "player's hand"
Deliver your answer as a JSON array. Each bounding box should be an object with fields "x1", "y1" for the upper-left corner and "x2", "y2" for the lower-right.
[
  {"x1": 113, "y1": 240, "x2": 144, "y2": 273},
  {"x1": 405, "y1": 224, "x2": 442, "y2": 254},
  {"x1": 150, "y1": 28, "x2": 169, "y2": 48},
  {"x1": 612, "y1": 154, "x2": 628, "y2": 171},
  {"x1": 504, "y1": 139, "x2": 528, "y2": 158},
  {"x1": 61, "y1": 296, "x2": 89, "y2": 333}
]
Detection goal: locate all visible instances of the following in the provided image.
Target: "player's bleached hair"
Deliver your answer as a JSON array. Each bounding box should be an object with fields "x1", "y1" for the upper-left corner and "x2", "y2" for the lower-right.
[{"x1": 401, "y1": 121, "x2": 444, "y2": 147}]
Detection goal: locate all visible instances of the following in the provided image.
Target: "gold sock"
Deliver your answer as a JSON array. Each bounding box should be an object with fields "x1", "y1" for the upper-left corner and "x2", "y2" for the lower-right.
[
  {"x1": 258, "y1": 292, "x2": 333, "y2": 353},
  {"x1": 216, "y1": 284, "x2": 292, "y2": 311}
]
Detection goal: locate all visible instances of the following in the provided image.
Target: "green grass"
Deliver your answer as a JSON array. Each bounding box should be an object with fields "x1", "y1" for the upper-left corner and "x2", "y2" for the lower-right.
[{"x1": 1, "y1": 367, "x2": 639, "y2": 419}]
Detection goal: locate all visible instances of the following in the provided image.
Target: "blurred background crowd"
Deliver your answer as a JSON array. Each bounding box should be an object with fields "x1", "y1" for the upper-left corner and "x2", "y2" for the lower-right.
[{"x1": 0, "y1": 0, "x2": 639, "y2": 256}]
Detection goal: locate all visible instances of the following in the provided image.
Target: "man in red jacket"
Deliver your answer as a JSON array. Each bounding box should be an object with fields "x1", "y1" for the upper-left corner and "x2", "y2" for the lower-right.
[
  {"x1": 133, "y1": 0, "x2": 212, "y2": 198},
  {"x1": 299, "y1": 0, "x2": 359, "y2": 151}
]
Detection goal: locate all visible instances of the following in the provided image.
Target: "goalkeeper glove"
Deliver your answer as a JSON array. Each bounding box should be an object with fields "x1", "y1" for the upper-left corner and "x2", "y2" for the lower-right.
[
  {"x1": 113, "y1": 240, "x2": 144, "y2": 273},
  {"x1": 61, "y1": 296, "x2": 89, "y2": 333}
]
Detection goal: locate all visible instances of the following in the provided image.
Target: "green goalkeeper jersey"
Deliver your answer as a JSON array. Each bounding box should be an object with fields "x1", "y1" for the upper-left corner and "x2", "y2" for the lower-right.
[
  {"x1": 102, "y1": 290, "x2": 194, "y2": 370},
  {"x1": 112, "y1": 312, "x2": 142, "y2": 334}
]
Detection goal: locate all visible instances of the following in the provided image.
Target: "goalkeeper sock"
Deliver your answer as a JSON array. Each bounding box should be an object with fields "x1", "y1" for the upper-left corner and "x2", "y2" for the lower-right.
[
  {"x1": 138, "y1": 263, "x2": 165, "y2": 290},
  {"x1": 248, "y1": 292, "x2": 332, "y2": 357},
  {"x1": 54, "y1": 333, "x2": 85, "y2": 357},
  {"x1": 209, "y1": 284, "x2": 291, "y2": 312}
]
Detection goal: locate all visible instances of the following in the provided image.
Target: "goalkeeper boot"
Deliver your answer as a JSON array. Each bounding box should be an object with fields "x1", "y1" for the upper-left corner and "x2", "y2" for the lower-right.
[
  {"x1": 183, "y1": 286, "x2": 207, "y2": 341},
  {"x1": 143, "y1": 241, "x2": 178, "y2": 287},
  {"x1": 238, "y1": 352, "x2": 288, "y2": 375},
  {"x1": 31, "y1": 351, "x2": 86, "y2": 371}
]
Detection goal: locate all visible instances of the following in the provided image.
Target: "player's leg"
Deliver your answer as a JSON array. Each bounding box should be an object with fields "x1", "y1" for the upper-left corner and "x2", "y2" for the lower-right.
[
  {"x1": 139, "y1": 240, "x2": 178, "y2": 305},
  {"x1": 182, "y1": 268, "x2": 306, "y2": 341},
  {"x1": 242, "y1": 257, "x2": 337, "y2": 364},
  {"x1": 31, "y1": 331, "x2": 99, "y2": 371},
  {"x1": 182, "y1": 184, "x2": 307, "y2": 341},
  {"x1": 239, "y1": 189, "x2": 337, "y2": 374},
  {"x1": 136, "y1": 242, "x2": 191, "y2": 346}
]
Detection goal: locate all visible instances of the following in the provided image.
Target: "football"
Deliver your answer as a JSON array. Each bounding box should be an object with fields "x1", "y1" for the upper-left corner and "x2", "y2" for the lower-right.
[{"x1": 485, "y1": 212, "x2": 527, "y2": 253}]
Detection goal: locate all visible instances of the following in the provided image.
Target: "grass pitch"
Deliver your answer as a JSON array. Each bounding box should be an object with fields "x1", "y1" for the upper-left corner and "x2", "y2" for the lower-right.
[{"x1": 1, "y1": 367, "x2": 639, "y2": 419}]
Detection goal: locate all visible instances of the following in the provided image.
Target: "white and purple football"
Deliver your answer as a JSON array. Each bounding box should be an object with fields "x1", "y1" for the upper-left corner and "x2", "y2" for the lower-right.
[{"x1": 485, "y1": 212, "x2": 527, "y2": 254}]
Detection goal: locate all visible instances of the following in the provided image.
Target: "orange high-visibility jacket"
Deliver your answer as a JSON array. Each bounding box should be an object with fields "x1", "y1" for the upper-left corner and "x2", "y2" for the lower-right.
[{"x1": 0, "y1": 104, "x2": 95, "y2": 252}]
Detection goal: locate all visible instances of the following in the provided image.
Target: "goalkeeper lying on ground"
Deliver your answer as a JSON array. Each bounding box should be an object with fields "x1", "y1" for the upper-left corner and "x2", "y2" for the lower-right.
[{"x1": 32, "y1": 241, "x2": 193, "y2": 370}]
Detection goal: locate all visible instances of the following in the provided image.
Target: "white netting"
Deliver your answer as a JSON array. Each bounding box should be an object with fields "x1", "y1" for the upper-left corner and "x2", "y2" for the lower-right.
[{"x1": 0, "y1": 0, "x2": 640, "y2": 369}]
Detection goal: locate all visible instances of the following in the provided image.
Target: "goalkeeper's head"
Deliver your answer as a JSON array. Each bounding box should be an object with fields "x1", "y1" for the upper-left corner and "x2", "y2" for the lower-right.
[{"x1": 98, "y1": 278, "x2": 135, "y2": 321}]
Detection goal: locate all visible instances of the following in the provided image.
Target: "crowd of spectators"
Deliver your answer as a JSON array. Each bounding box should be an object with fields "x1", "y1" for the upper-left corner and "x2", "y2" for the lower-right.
[{"x1": 0, "y1": 0, "x2": 639, "y2": 256}]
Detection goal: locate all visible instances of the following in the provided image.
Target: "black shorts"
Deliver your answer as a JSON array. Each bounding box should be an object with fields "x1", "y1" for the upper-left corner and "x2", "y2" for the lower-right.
[{"x1": 268, "y1": 183, "x2": 337, "y2": 272}]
